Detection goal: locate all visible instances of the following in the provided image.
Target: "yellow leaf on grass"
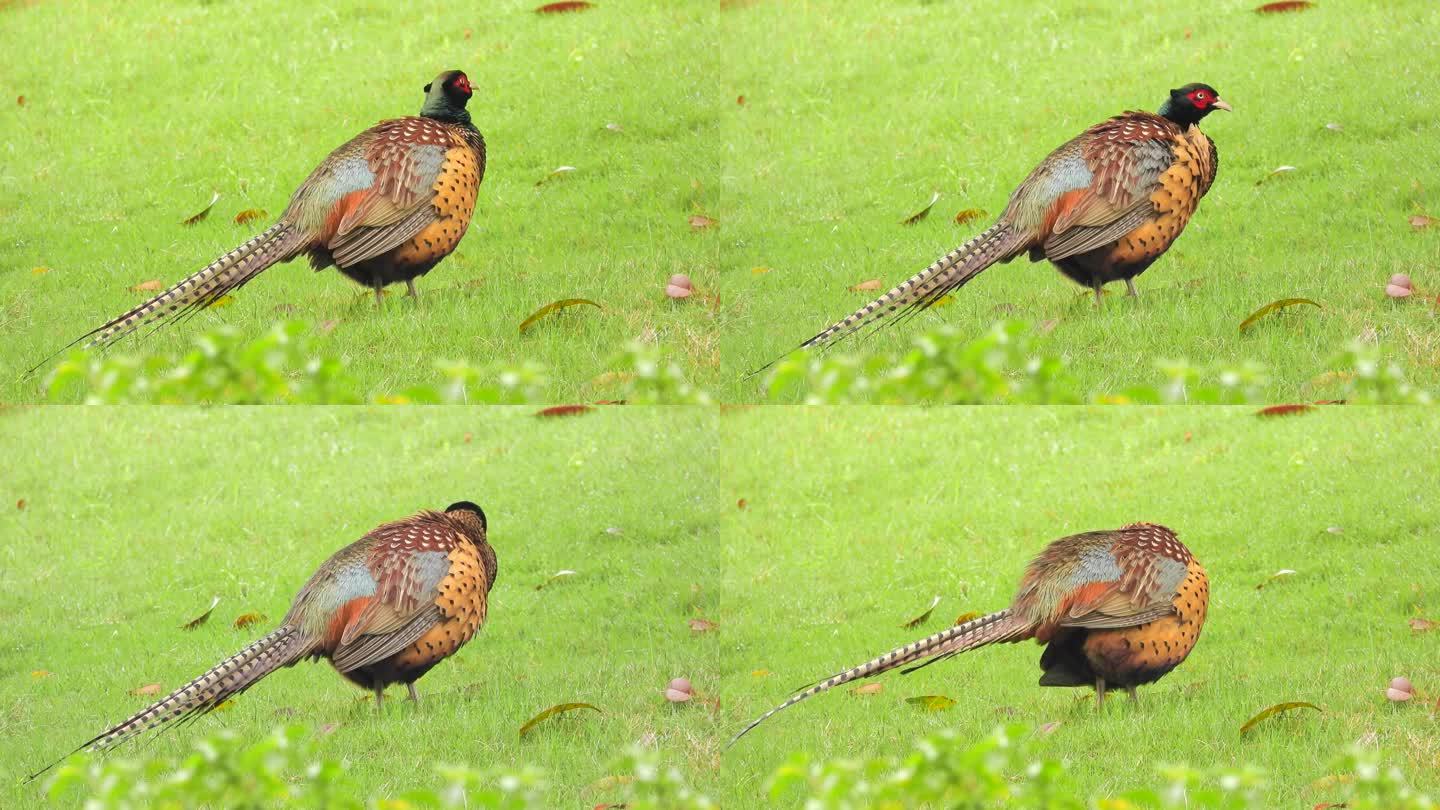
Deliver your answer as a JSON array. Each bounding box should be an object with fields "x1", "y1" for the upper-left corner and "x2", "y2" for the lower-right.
[
  {"x1": 1239, "y1": 701, "x2": 1321, "y2": 735},
  {"x1": 953, "y1": 611, "x2": 982, "y2": 626},
  {"x1": 519, "y1": 298, "x2": 602, "y2": 333},
  {"x1": 953, "y1": 208, "x2": 986, "y2": 226},
  {"x1": 518, "y1": 702, "x2": 601, "y2": 736},
  {"x1": 182, "y1": 191, "x2": 221, "y2": 226},
  {"x1": 233, "y1": 612, "x2": 267, "y2": 630},
  {"x1": 901, "y1": 595, "x2": 941, "y2": 629},
  {"x1": 181, "y1": 595, "x2": 220, "y2": 630},
  {"x1": 31, "y1": 266, "x2": 50, "y2": 275},
  {"x1": 31, "y1": 670, "x2": 52, "y2": 679},
  {"x1": 901, "y1": 191, "x2": 941, "y2": 226},
  {"x1": 1238, "y1": 298, "x2": 1321, "y2": 332},
  {"x1": 906, "y1": 695, "x2": 956, "y2": 711},
  {"x1": 234, "y1": 208, "x2": 268, "y2": 226}
]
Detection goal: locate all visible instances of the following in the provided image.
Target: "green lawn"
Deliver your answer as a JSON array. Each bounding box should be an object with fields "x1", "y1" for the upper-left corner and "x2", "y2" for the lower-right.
[
  {"x1": 3, "y1": 407, "x2": 1437, "y2": 805},
  {"x1": 6, "y1": 1, "x2": 1439, "y2": 403},
  {"x1": 720, "y1": 0, "x2": 1440, "y2": 400},
  {"x1": 1, "y1": 0, "x2": 723, "y2": 401}
]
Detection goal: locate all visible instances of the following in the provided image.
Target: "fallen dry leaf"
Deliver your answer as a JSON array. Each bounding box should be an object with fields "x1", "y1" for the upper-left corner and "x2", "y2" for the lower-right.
[
  {"x1": 1409, "y1": 215, "x2": 1436, "y2": 230},
  {"x1": 17, "y1": 499, "x2": 26, "y2": 510},
  {"x1": 849, "y1": 279, "x2": 883, "y2": 292},
  {"x1": 1239, "y1": 298, "x2": 1322, "y2": 332},
  {"x1": 1239, "y1": 701, "x2": 1321, "y2": 734},
  {"x1": 901, "y1": 191, "x2": 941, "y2": 226},
  {"x1": 851, "y1": 683, "x2": 883, "y2": 696},
  {"x1": 232, "y1": 612, "x2": 267, "y2": 630},
  {"x1": 519, "y1": 702, "x2": 601, "y2": 736},
  {"x1": 130, "y1": 279, "x2": 164, "y2": 292},
  {"x1": 901, "y1": 595, "x2": 942, "y2": 629},
  {"x1": 519, "y1": 298, "x2": 602, "y2": 333},
  {"x1": 1255, "y1": 0, "x2": 1313, "y2": 11},
  {"x1": 234, "y1": 208, "x2": 267, "y2": 227},
  {"x1": 319, "y1": 722, "x2": 340, "y2": 735},
  {"x1": 953, "y1": 208, "x2": 986, "y2": 226},
  {"x1": 1037, "y1": 721, "x2": 1062, "y2": 736},
  {"x1": 535, "y1": 570, "x2": 578, "y2": 591},
  {"x1": 536, "y1": 1, "x2": 593, "y2": 12},
  {"x1": 751, "y1": 669, "x2": 771, "y2": 677},
  {"x1": 751, "y1": 266, "x2": 771, "y2": 275},
  {"x1": 1255, "y1": 165, "x2": 1298, "y2": 186},
  {"x1": 31, "y1": 266, "x2": 50, "y2": 275},
  {"x1": 130, "y1": 683, "x2": 163, "y2": 697},
  {"x1": 535, "y1": 166, "x2": 578, "y2": 187},
  {"x1": 181, "y1": 595, "x2": 221, "y2": 630},
  {"x1": 688, "y1": 618, "x2": 718, "y2": 634},
  {"x1": 953, "y1": 611, "x2": 981, "y2": 626},
  {"x1": 17, "y1": 95, "x2": 25, "y2": 106},
  {"x1": 31, "y1": 670, "x2": 51, "y2": 679},
  {"x1": 1409, "y1": 617, "x2": 1437, "y2": 633},
  {"x1": 1256, "y1": 569, "x2": 1297, "y2": 590},
  {"x1": 209, "y1": 294, "x2": 236, "y2": 309},
  {"x1": 1256, "y1": 404, "x2": 1314, "y2": 417},
  {"x1": 688, "y1": 214, "x2": 717, "y2": 231},
  {"x1": 737, "y1": 95, "x2": 746, "y2": 106},
  {"x1": 182, "y1": 191, "x2": 221, "y2": 226},
  {"x1": 536, "y1": 404, "x2": 594, "y2": 418},
  {"x1": 906, "y1": 695, "x2": 957, "y2": 712}
]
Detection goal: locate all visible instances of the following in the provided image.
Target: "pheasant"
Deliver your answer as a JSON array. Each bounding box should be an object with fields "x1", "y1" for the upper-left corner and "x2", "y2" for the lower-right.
[
  {"x1": 729, "y1": 522, "x2": 1208, "y2": 746},
  {"x1": 28, "y1": 501, "x2": 496, "y2": 781},
  {"x1": 765, "y1": 83, "x2": 1229, "y2": 368},
  {"x1": 40, "y1": 69, "x2": 486, "y2": 365}
]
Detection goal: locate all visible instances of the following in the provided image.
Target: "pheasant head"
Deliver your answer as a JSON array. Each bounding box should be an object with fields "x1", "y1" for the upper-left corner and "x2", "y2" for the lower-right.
[
  {"x1": 421, "y1": 70, "x2": 475, "y2": 124},
  {"x1": 1159, "y1": 83, "x2": 1231, "y2": 127}
]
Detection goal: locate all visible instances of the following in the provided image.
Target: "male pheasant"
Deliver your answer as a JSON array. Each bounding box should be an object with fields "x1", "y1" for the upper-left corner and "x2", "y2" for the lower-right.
[
  {"x1": 729, "y1": 523, "x2": 1208, "y2": 746},
  {"x1": 768, "y1": 84, "x2": 1229, "y2": 366},
  {"x1": 43, "y1": 69, "x2": 486, "y2": 362},
  {"x1": 28, "y1": 501, "x2": 496, "y2": 780}
]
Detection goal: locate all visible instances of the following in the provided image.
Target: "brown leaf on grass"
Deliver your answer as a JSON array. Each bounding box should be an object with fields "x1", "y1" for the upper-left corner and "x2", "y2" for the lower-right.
[
  {"x1": 1256, "y1": 404, "x2": 1314, "y2": 417},
  {"x1": 130, "y1": 279, "x2": 164, "y2": 292},
  {"x1": 233, "y1": 612, "x2": 267, "y2": 630},
  {"x1": 17, "y1": 499, "x2": 26, "y2": 510},
  {"x1": 537, "y1": 404, "x2": 594, "y2": 418},
  {"x1": 536, "y1": 1, "x2": 593, "y2": 12},
  {"x1": 519, "y1": 298, "x2": 601, "y2": 333},
  {"x1": 902, "y1": 595, "x2": 942, "y2": 628},
  {"x1": 181, "y1": 191, "x2": 221, "y2": 226},
  {"x1": 17, "y1": 95, "x2": 25, "y2": 106},
  {"x1": 953, "y1": 208, "x2": 986, "y2": 226},
  {"x1": 319, "y1": 722, "x2": 340, "y2": 735},
  {"x1": 901, "y1": 191, "x2": 942, "y2": 226},
  {"x1": 1240, "y1": 701, "x2": 1321, "y2": 734},
  {"x1": 535, "y1": 166, "x2": 578, "y2": 187},
  {"x1": 1255, "y1": 0, "x2": 1313, "y2": 11},
  {"x1": 953, "y1": 611, "x2": 981, "y2": 626},
  {"x1": 906, "y1": 695, "x2": 957, "y2": 711},
  {"x1": 688, "y1": 214, "x2": 717, "y2": 231},
  {"x1": 234, "y1": 208, "x2": 267, "y2": 227},
  {"x1": 535, "y1": 570, "x2": 578, "y2": 590},
  {"x1": 519, "y1": 702, "x2": 601, "y2": 736},
  {"x1": 849, "y1": 279, "x2": 883, "y2": 292},
  {"x1": 1239, "y1": 298, "x2": 1321, "y2": 332},
  {"x1": 181, "y1": 595, "x2": 221, "y2": 630},
  {"x1": 688, "y1": 618, "x2": 718, "y2": 634},
  {"x1": 737, "y1": 95, "x2": 746, "y2": 106},
  {"x1": 1256, "y1": 569, "x2": 1297, "y2": 590},
  {"x1": 851, "y1": 683, "x2": 883, "y2": 696},
  {"x1": 130, "y1": 683, "x2": 163, "y2": 697},
  {"x1": 1410, "y1": 215, "x2": 1436, "y2": 230},
  {"x1": 1409, "y1": 617, "x2": 1438, "y2": 633}
]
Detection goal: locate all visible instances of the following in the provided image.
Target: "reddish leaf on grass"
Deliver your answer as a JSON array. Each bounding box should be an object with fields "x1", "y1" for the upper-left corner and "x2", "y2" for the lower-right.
[
  {"x1": 901, "y1": 191, "x2": 941, "y2": 226},
  {"x1": 688, "y1": 618, "x2": 718, "y2": 634},
  {"x1": 737, "y1": 95, "x2": 746, "y2": 106},
  {"x1": 737, "y1": 498, "x2": 748, "y2": 510},
  {"x1": 519, "y1": 702, "x2": 601, "y2": 736},
  {"x1": 1256, "y1": 404, "x2": 1314, "y2": 417},
  {"x1": 233, "y1": 612, "x2": 267, "y2": 630},
  {"x1": 537, "y1": 404, "x2": 594, "y2": 418},
  {"x1": 688, "y1": 214, "x2": 717, "y2": 231},
  {"x1": 130, "y1": 683, "x2": 163, "y2": 697},
  {"x1": 852, "y1": 683, "x2": 883, "y2": 696},
  {"x1": 519, "y1": 298, "x2": 601, "y2": 333},
  {"x1": 131, "y1": 280, "x2": 164, "y2": 292},
  {"x1": 953, "y1": 208, "x2": 986, "y2": 226},
  {"x1": 902, "y1": 595, "x2": 942, "y2": 629},
  {"x1": 906, "y1": 695, "x2": 957, "y2": 711},
  {"x1": 1238, "y1": 298, "x2": 1321, "y2": 332},
  {"x1": 181, "y1": 191, "x2": 221, "y2": 226},
  {"x1": 1410, "y1": 215, "x2": 1436, "y2": 230},
  {"x1": 234, "y1": 208, "x2": 267, "y2": 226},
  {"x1": 1255, "y1": 0, "x2": 1313, "y2": 11},
  {"x1": 181, "y1": 595, "x2": 220, "y2": 630},
  {"x1": 536, "y1": 1, "x2": 593, "y2": 12},
  {"x1": 1239, "y1": 701, "x2": 1321, "y2": 734},
  {"x1": 849, "y1": 279, "x2": 883, "y2": 292},
  {"x1": 535, "y1": 570, "x2": 578, "y2": 591},
  {"x1": 1409, "y1": 617, "x2": 1438, "y2": 633}
]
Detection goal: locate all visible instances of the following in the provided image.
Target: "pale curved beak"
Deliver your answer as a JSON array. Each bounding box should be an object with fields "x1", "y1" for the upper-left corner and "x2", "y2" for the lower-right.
[{"x1": 1212, "y1": 98, "x2": 1233, "y2": 112}]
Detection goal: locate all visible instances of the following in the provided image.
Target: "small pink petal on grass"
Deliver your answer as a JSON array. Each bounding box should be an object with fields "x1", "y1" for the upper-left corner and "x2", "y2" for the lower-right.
[
  {"x1": 1409, "y1": 617, "x2": 1437, "y2": 633},
  {"x1": 1386, "y1": 273, "x2": 1414, "y2": 298},
  {"x1": 664, "y1": 677, "x2": 693, "y2": 703},
  {"x1": 1387, "y1": 677, "x2": 1414, "y2": 703},
  {"x1": 1410, "y1": 215, "x2": 1436, "y2": 230},
  {"x1": 666, "y1": 274, "x2": 693, "y2": 299}
]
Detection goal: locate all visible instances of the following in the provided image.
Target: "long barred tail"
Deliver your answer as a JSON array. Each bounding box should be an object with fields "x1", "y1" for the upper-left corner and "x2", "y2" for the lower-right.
[
  {"x1": 28, "y1": 223, "x2": 300, "y2": 374},
  {"x1": 748, "y1": 223, "x2": 1027, "y2": 378},
  {"x1": 26, "y1": 625, "x2": 310, "y2": 782},
  {"x1": 727, "y1": 609, "x2": 1028, "y2": 748}
]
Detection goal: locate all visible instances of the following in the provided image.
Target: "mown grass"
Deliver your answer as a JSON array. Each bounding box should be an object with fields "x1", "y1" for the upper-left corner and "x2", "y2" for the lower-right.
[
  {"x1": 1, "y1": 0, "x2": 723, "y2": 401},
  {"x1": 3, "y1": 407, "x2": 1438, "y2": 806},
  {"x1": 720, "y1": 0, "x2": 1440, "y2": 400}
]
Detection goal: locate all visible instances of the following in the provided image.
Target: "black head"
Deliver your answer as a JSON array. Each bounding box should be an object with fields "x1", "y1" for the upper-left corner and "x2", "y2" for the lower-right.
[
  {"x1": 444, "y1": 500, "x2": 487, "y2": 531},
  {"x1": 1158, "y1": 83, "x2": 1231, "y2": 127},
  {"x1": 420, "y1": 70, "x2": 474, "y2": 122}
]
